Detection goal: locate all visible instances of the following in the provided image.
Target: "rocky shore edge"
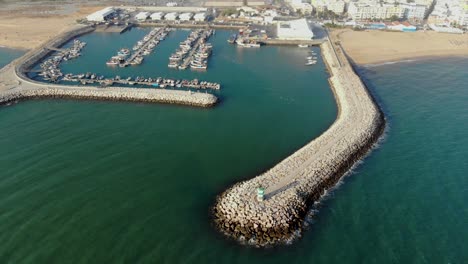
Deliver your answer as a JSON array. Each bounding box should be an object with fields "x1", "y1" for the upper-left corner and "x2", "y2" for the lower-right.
[{"x1": 212, "y1": 39, "x2": 385, "y2": 247}]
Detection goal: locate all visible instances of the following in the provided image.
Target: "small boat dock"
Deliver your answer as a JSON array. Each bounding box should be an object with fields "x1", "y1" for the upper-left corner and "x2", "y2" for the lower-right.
[
  {"x1": 106, "y1": 27, "x2": 171, "y2": 67},
  {"x1": 168, "y1": 29, "x2": 214, "y2": 70}
]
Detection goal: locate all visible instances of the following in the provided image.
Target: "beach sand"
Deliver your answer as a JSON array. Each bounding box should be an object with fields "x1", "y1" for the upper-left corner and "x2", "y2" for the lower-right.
[
  {"x1": 0, "y1": 4, "x2": 105, "y2": 50},
  {"x1": 330, "y1": 29, "x2": 468, "y2": 65}
]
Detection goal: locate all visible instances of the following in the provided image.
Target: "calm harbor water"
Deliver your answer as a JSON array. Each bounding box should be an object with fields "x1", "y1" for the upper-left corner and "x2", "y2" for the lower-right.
[
  {"x1": 0, "y1": 47, "x2": 25, "y2": 69},
  {"x1": 1, "y1": 32, "x2": 468, "y2": 263}
]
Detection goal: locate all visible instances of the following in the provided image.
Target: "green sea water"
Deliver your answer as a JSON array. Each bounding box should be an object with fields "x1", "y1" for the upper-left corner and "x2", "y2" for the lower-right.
[{"x1": 1, "y1": 31, "x2": 467, "y2": 262}]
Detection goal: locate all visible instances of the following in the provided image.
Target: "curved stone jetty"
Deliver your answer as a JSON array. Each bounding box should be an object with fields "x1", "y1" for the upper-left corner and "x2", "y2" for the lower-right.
[
  {"x1": 0, "y1": 85, "x2": 218, "y2": 108},
  {"x1": 0, "y1": 25, "x2": 217, "y2": 108},
  {"x1": 213, "y1": 39, "x2": 385, "y2": 246}
]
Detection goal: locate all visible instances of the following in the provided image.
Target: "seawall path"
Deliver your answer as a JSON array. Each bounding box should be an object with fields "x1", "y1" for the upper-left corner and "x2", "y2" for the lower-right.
[{"x1": 213, "y1": 38, "x2": 385, "y2": 246}]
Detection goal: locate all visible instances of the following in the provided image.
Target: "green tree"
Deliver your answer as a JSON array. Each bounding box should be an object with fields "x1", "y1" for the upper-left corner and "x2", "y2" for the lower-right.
[{"x1": 389, "y1": 15, "x2": 400, "y2": 21}]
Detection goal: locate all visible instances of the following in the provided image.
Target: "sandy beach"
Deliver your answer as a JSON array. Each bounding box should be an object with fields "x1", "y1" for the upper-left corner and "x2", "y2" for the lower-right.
[
  {"x1": 331, "y1": 29, "x2": 468, "y2": 65},
  {"x1": 0, "y1": 3, "x2": 105, "y2": 50}
]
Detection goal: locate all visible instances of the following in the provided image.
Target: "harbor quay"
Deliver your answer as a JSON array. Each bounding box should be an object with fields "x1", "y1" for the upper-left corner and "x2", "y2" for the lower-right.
[
  {"x1": 0, "y1": 25, "x2": 218, "y2": 108},
  {"x1": 212, "y1": 38, "x2": 385, "y2": 246}
]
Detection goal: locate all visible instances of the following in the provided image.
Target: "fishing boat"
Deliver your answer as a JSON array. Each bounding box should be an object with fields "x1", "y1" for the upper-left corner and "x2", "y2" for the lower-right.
[
  {"x1": 117, "y1": 48, "x2": 131, "y2": 57},
  {"x1": 106, "y1": 58, "x2": 119, "y2": 66},
  {"x1": 130, "y1": 56, "x2": 144, "y2": 65},
  {"x1": 191, "y1": 64, "x2": 207, "y2": 70},
  {"x1": 228, "y1": 34, "x2": 237, "y2": 44},
  {"x1": 305, "y1": 60, "x2": 317, "y2": 66}
]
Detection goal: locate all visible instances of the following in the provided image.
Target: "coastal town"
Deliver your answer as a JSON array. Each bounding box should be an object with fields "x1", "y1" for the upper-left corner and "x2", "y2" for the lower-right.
[
  {"x1": 0, "y1": 0, "x2": 387, "y2": 246},
  {"x1": 0, "y1": 0, "x2": 467, "y2": 260},
  {"x1": 81, "y1": 0, "x2": 467, "y2": 34}
]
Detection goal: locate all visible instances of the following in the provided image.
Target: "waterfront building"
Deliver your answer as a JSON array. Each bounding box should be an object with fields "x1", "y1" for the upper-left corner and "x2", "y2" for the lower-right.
[
  {"x1": 327, "y1": 0, "x2": 346, "y2": 15},
  {"x1": 311, "y1": 0, "x2": 346, "y2": 15},
  {"x1": 348, "y1": 2, "x2": 405, "y2": 20},
  {"x1": 429, "y1": 23, "x2": 464, "y2": 33},
  {"x1": 428, "y1": 0, "x2": 468, "y2": 26},
  {"x1": 237, "y1": 6, "x2": 259, "y2": 15},
  {"x1": 400, "y1": 3, "x2": 428, "y2": 21},
  {"x1": 86, "y1": 7, "x2": 115, "y2": 22},
  {"x1": 150, "y1": 12, "x2": 165, "y2": 20},
  {"x1": 277, "y1": 18, "x2": 314, "y2": 40},
  {"x1": 288, "y1": 0, "x2": 314, "y2": 14},
  {"x1": 385, "y1": 21, "x2": 417, "y2": 31},
  {"x1": 135, "y1": 12, "x2": 150, "y2": 21},
  {"x1": 311, "y1": 0, "x2": 328, "y2": 13},
  {"x1": 204, "y1": 0, "x2": 264, "y2": 7},
  {"x1": 165, "y1": 12, "x2": 179, "y2": 20},
  {"x1": 194, "y1": 12, "x2": 207, "y2": 21},
  {"x1": 179, "y1": 12, "x2": 194, "y2": 21}
]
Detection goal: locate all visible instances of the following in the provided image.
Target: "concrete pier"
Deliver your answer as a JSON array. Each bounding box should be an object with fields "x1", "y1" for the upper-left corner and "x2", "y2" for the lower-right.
[
  {"x1": 212, "y1": 37, "x2": 385, "y2": 246},
  {"x1": 0, "y1": 25, "x2": 218, "y2": 108}
]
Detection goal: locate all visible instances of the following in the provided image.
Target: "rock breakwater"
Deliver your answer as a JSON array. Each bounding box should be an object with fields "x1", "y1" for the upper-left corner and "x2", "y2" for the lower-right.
[
  {"x1": 212, "y1": 39, "x2": 385, "y2": 246},
  {"x1": 0, "y1": 86, "x2": 217, "y2": 108}
]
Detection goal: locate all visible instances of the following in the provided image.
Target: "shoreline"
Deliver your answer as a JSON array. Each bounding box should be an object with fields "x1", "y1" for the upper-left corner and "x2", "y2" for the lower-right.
[
  {"x1": 212, "y1": 37, "x2": 385, "y2": 247},
  {"x1": 331, "y1": 29, "x2": 468, "y2": 65}
]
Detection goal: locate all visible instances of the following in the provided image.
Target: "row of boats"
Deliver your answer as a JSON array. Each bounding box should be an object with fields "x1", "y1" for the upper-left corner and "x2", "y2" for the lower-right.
[
  {"x1": 61, "y1": 73, "x2": 221, "y2": 90},
  {"x1": 106, "y1": 27, "x2": 170, "y2": 67},
  {"x1": 306, "y1": 50, "x2": 318, "y2": 66},
  {"x1": 235, "y1": 38, "x2": 261, "y2": 48},
  {"x1": 168, "y1": 29, "x2": 214, "y2": 70},
  {"x1": 38, "y1": 39, "x2": 86, "y2": 82},
  {"x1": 228, "y1": 34, "x2": 261, "y2": 48}
]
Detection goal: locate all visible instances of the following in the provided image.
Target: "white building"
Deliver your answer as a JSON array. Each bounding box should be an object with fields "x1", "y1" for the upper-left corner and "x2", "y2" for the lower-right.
[
  {"x1": 237, "y1": 6, "x2": 259, "y2": 15},
  {"x1": 150, "y1": 12, "x2": 165, "y2": 20},
  {"x1": 194, "y1": 12, "x2": 207, "y2": 21},
  {"x1": 165, "y1": 12, "x2": 179, "y2": 20},
  {"x1": 179, "y1": 12, "x2": 194, "y2": 21},
  {"x1": 348, "y1": 2, "x2": 405, "y2": 20},
  {"x1": 328, "y1": 0, "x2": 346, "y2": 15},
  {"x1": 311, "y1": 0, "x2": 328, "y2": 13},
  {"x1": 86, "y1": 7, "x2": 115, "y2": 22},
  {"x1": 401, "y1": 3, "x2": 427, "y2": 21},
  {"x1": 277, "y1": 18, "x2": 314, "y2": 40},
  {"x1": 429, "y1": 23, "x2": 464, "y2": 33},
  {"x1": 288, "y1": 0, "x2": 314, "y2": 14},
  {"x1": 135, "y1": 12, "x2": 150, "y2": 21},
  {"x1": 263, "y1": 9, "x2": 279, "y2": 17},
  {"x1": 386, "y1": 21, "x2": 417, "y2": 31}
]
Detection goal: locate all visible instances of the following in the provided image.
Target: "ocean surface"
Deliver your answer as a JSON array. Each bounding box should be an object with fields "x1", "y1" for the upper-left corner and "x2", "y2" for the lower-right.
[{"x1": 1, "y1": 33, "x2": 468, "y2": 263}]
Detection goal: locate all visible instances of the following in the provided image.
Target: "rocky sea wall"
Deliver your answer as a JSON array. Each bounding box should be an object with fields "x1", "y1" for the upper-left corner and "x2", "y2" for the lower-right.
[
  {"x1": 0, "y1": 86, "x2": 217, "y2": 108},
  {"x1": 212, "y1": 38, "x2": 385, "y2": 246}
]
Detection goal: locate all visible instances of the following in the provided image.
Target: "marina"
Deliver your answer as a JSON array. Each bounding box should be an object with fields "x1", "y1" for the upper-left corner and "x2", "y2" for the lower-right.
[{"x1": 30, "y1": 27, "x2": 222, "y2": 91}]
